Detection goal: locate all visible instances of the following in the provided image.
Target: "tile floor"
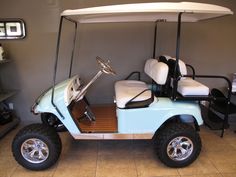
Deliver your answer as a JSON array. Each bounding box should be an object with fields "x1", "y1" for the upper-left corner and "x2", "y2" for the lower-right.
[{"x1": 0, "y1": 125, "x2": 236, "y2": 177}]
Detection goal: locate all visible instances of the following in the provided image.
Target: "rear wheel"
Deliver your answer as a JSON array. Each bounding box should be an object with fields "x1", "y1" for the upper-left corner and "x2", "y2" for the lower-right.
[
  {"x1": 155, "y1": 122, "x2": 201, "y2": 167},
  {"x1": 41, "y1": 113, "x2": 66, "y2": 132},
  {"x1": 12, "y1": 124, "x2": 62, "y2": 170}
]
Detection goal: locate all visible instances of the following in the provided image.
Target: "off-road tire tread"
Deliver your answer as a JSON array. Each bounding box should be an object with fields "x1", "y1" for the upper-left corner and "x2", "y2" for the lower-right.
[
  {"x1": 12, "y1": 123, "x2": 62, "y2": 170},
  {"x1": 155, "y1": 122, "x2": 201, "y2": 168}
]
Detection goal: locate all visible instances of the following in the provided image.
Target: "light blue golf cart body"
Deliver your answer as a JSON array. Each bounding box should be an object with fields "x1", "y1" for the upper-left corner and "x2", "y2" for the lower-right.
[{"x1": 33, "y1": 75, "x2": 203, "y2": 139}]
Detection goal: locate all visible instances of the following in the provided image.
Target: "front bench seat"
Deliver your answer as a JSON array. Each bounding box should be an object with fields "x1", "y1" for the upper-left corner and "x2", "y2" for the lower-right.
[
  {"x1": 115, "y1": 80, "x2": 151, "y2": 108},
  {"x1": 115, "y1": 61, "x2": 169, "y2": 108},
  {"x1": 114, "y1": 58, "x2": 157, "y2": 108}
]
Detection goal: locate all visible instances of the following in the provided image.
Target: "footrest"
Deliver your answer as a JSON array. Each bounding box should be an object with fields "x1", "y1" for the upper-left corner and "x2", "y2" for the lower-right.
[{"x1": 200, "y1": 105, "x2": 229, "y2": 130}]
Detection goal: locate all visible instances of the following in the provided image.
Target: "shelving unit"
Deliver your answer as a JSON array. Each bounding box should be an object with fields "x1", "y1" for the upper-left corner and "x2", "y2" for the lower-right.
[
  {"x1": 0, "y1": 59, "x2": 20, "y2": 138},
  {"x1": 0, "y1": 114, "x2": 19, "y2": 138},
  {"x1": 0, "y1": 90, "x2": 17, "y2": 102}
]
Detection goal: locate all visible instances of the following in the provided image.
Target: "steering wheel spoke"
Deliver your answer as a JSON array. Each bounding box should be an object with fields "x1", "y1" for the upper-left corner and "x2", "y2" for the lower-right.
[{"x1": 96, "y1": 56, "x2": 116, "y2": 75}]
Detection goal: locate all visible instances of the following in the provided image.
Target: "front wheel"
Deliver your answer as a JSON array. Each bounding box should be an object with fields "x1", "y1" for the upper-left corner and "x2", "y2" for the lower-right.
[
  {"x1": 155, "y1": 123, "x2": 201, "y2": 168},
  {"x1": 12, "y1": 124, "x2": 62, "y2": 170}
]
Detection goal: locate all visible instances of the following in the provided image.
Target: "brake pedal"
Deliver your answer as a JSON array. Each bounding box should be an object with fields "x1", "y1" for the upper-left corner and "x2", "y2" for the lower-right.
[{"x1": 84, "y1": 106, "x2": 96, "y2": 121}]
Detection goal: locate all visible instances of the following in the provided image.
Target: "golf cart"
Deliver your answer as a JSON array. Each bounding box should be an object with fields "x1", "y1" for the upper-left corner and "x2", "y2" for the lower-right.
[{"x1": 12, "y1": 2, "x2": 233, "y2": 171}]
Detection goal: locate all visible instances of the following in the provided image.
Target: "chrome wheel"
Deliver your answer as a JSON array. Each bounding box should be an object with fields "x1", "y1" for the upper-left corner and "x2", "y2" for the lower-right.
[
  {"x1": 167, "y1": 136, "x2": 193, "y2": 161},
  {"x1": 21, "y1": 138, "x2": 49, "y2": 164}
]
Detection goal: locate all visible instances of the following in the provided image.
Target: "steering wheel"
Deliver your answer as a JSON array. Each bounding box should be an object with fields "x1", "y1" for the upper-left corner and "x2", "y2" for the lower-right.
[{"x1": 96, "y1": 56, "x2": 116, "y2": 75}]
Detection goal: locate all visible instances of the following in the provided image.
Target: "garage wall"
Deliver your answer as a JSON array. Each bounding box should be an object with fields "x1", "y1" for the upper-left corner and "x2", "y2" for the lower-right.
[{"x1": 0, "y1": 0, "x2": 236, "y2": 123}]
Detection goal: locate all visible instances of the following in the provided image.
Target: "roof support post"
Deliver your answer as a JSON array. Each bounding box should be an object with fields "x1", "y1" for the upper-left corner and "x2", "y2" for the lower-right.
[
  {"x1": 51, "y1": 16, "x2": 64, "y2": 118},
  {"x1": 172, "y1": 12, "x2": 183, "y2": 100},
  {"x1": 153, "y1": 21, "x2": 158, "y2": 58},
  {"x1": 51, "y1": 16, "x2": 79, "y2": 118},
  {"x1": 68, "y1": 21, "x2": 78, "y2": 77}
]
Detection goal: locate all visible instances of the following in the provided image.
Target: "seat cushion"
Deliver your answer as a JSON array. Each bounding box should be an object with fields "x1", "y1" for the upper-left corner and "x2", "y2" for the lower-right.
[
  {"x1": 115, "y1": 80, "x2": 152, "y2": 108},
  {"x1": 177, "y1": 78, "x2": 209, "y2": 96}
]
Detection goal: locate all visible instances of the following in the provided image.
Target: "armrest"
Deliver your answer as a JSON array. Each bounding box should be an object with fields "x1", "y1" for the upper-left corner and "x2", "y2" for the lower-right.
[
  {"x1": 185, "y1": 64, "x2": 196, "y2": 79},
  {"x1": 125, "y1": 71, "x2": 141, "y2": 80},
  {"x1": 183, "y1": 74, "x2": 232, "y2": 102},
  {"x1": 126, "y1": 89, "x2": 151, "y2": 105},
  {"x1": 125, "y1": 89, "x2": 153, "y2": 108}
]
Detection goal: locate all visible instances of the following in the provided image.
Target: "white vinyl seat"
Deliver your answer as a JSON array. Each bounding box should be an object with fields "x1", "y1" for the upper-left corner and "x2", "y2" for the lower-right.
[
  {"x1": 174, "y1": 59, "x2": 209, "y2": 96},
  {"x1": 114, "y1": 60, "x2": 169, "y2": 108},
  {"x1": 177, "y1": 78, "x2": 210, "y2": 96},
  {"x1": 115, "y1": 80, "x2": 151, "y2": 108},
  {"x1": 114, "y1": 59, "x2": 157, "y2": 108},
  {"x1": 160, "y1": 55, "x2": 210, "y2": 96},
  {"x1": 144, "y1": 59, "x2": 158, "y2": 77}
]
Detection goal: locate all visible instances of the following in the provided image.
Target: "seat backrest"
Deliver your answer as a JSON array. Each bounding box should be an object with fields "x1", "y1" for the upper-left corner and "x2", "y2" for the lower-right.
[
  {"x1": 167, "y1": 58, "x2": 187, "y2": 78},
  {"x1": 144, "y1": 59, "x2": 158, "y2": 78},
  {"x1": 176, "y1": 59, "x2": 187, "y2": 76},
  {"x1": 149, "y1": 62, "x2": 169, "y2": 85},
  {"x1": 159, "y1": 55, "x2": 172, "y2": 64}
]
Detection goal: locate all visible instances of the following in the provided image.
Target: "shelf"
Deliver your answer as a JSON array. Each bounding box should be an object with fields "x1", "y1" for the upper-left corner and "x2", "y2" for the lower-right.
[
  {"x1": 0, "y1": 115, "x2": 20, "y2": 138},
  {"x1": 0, "y1": 59, "x2": 19, "y2": 138},
  {"x1": 0, "y1": 90, "x2": 17, "y2": 102}
]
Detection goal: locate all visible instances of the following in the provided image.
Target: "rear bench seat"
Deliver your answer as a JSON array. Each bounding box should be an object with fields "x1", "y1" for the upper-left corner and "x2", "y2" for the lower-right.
[
  {"x1": 115, "y1": 59, "x2": 169, "y2": 108},
  {"x1": 177, "y1": 78, "x2": 209, "y2": 96},
  {"x1": 160, "y1": 55, "x2": 209, "y2": 96}
]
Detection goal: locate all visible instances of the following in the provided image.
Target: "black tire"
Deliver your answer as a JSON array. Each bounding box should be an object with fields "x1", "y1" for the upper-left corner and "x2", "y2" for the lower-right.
[
  {"x1": 155, "y1": 122, "x2": 201, "y2": 168},
  {"x1": 41, "y1": 113, "x2": 67, "y2": 132},
  {"x1": 12, "y1": 124, "x2": 62, "y2": 170}
]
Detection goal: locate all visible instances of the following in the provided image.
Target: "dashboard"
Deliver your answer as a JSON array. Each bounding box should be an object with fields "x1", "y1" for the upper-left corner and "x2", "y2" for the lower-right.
[{"x1": 64, "y1": 75, "x2": 84, "y2": 106}]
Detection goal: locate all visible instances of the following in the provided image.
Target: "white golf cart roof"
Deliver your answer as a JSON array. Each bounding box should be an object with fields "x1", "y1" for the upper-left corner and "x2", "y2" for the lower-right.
[{"x1": 61, "y1": 2, "x2": 233, "y2": 23}]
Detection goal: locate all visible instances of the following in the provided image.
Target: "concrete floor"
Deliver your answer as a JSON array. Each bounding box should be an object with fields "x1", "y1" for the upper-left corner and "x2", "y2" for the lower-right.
[{"x1": 0, "y1": 125, "x2": 236, "y2": 177}]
